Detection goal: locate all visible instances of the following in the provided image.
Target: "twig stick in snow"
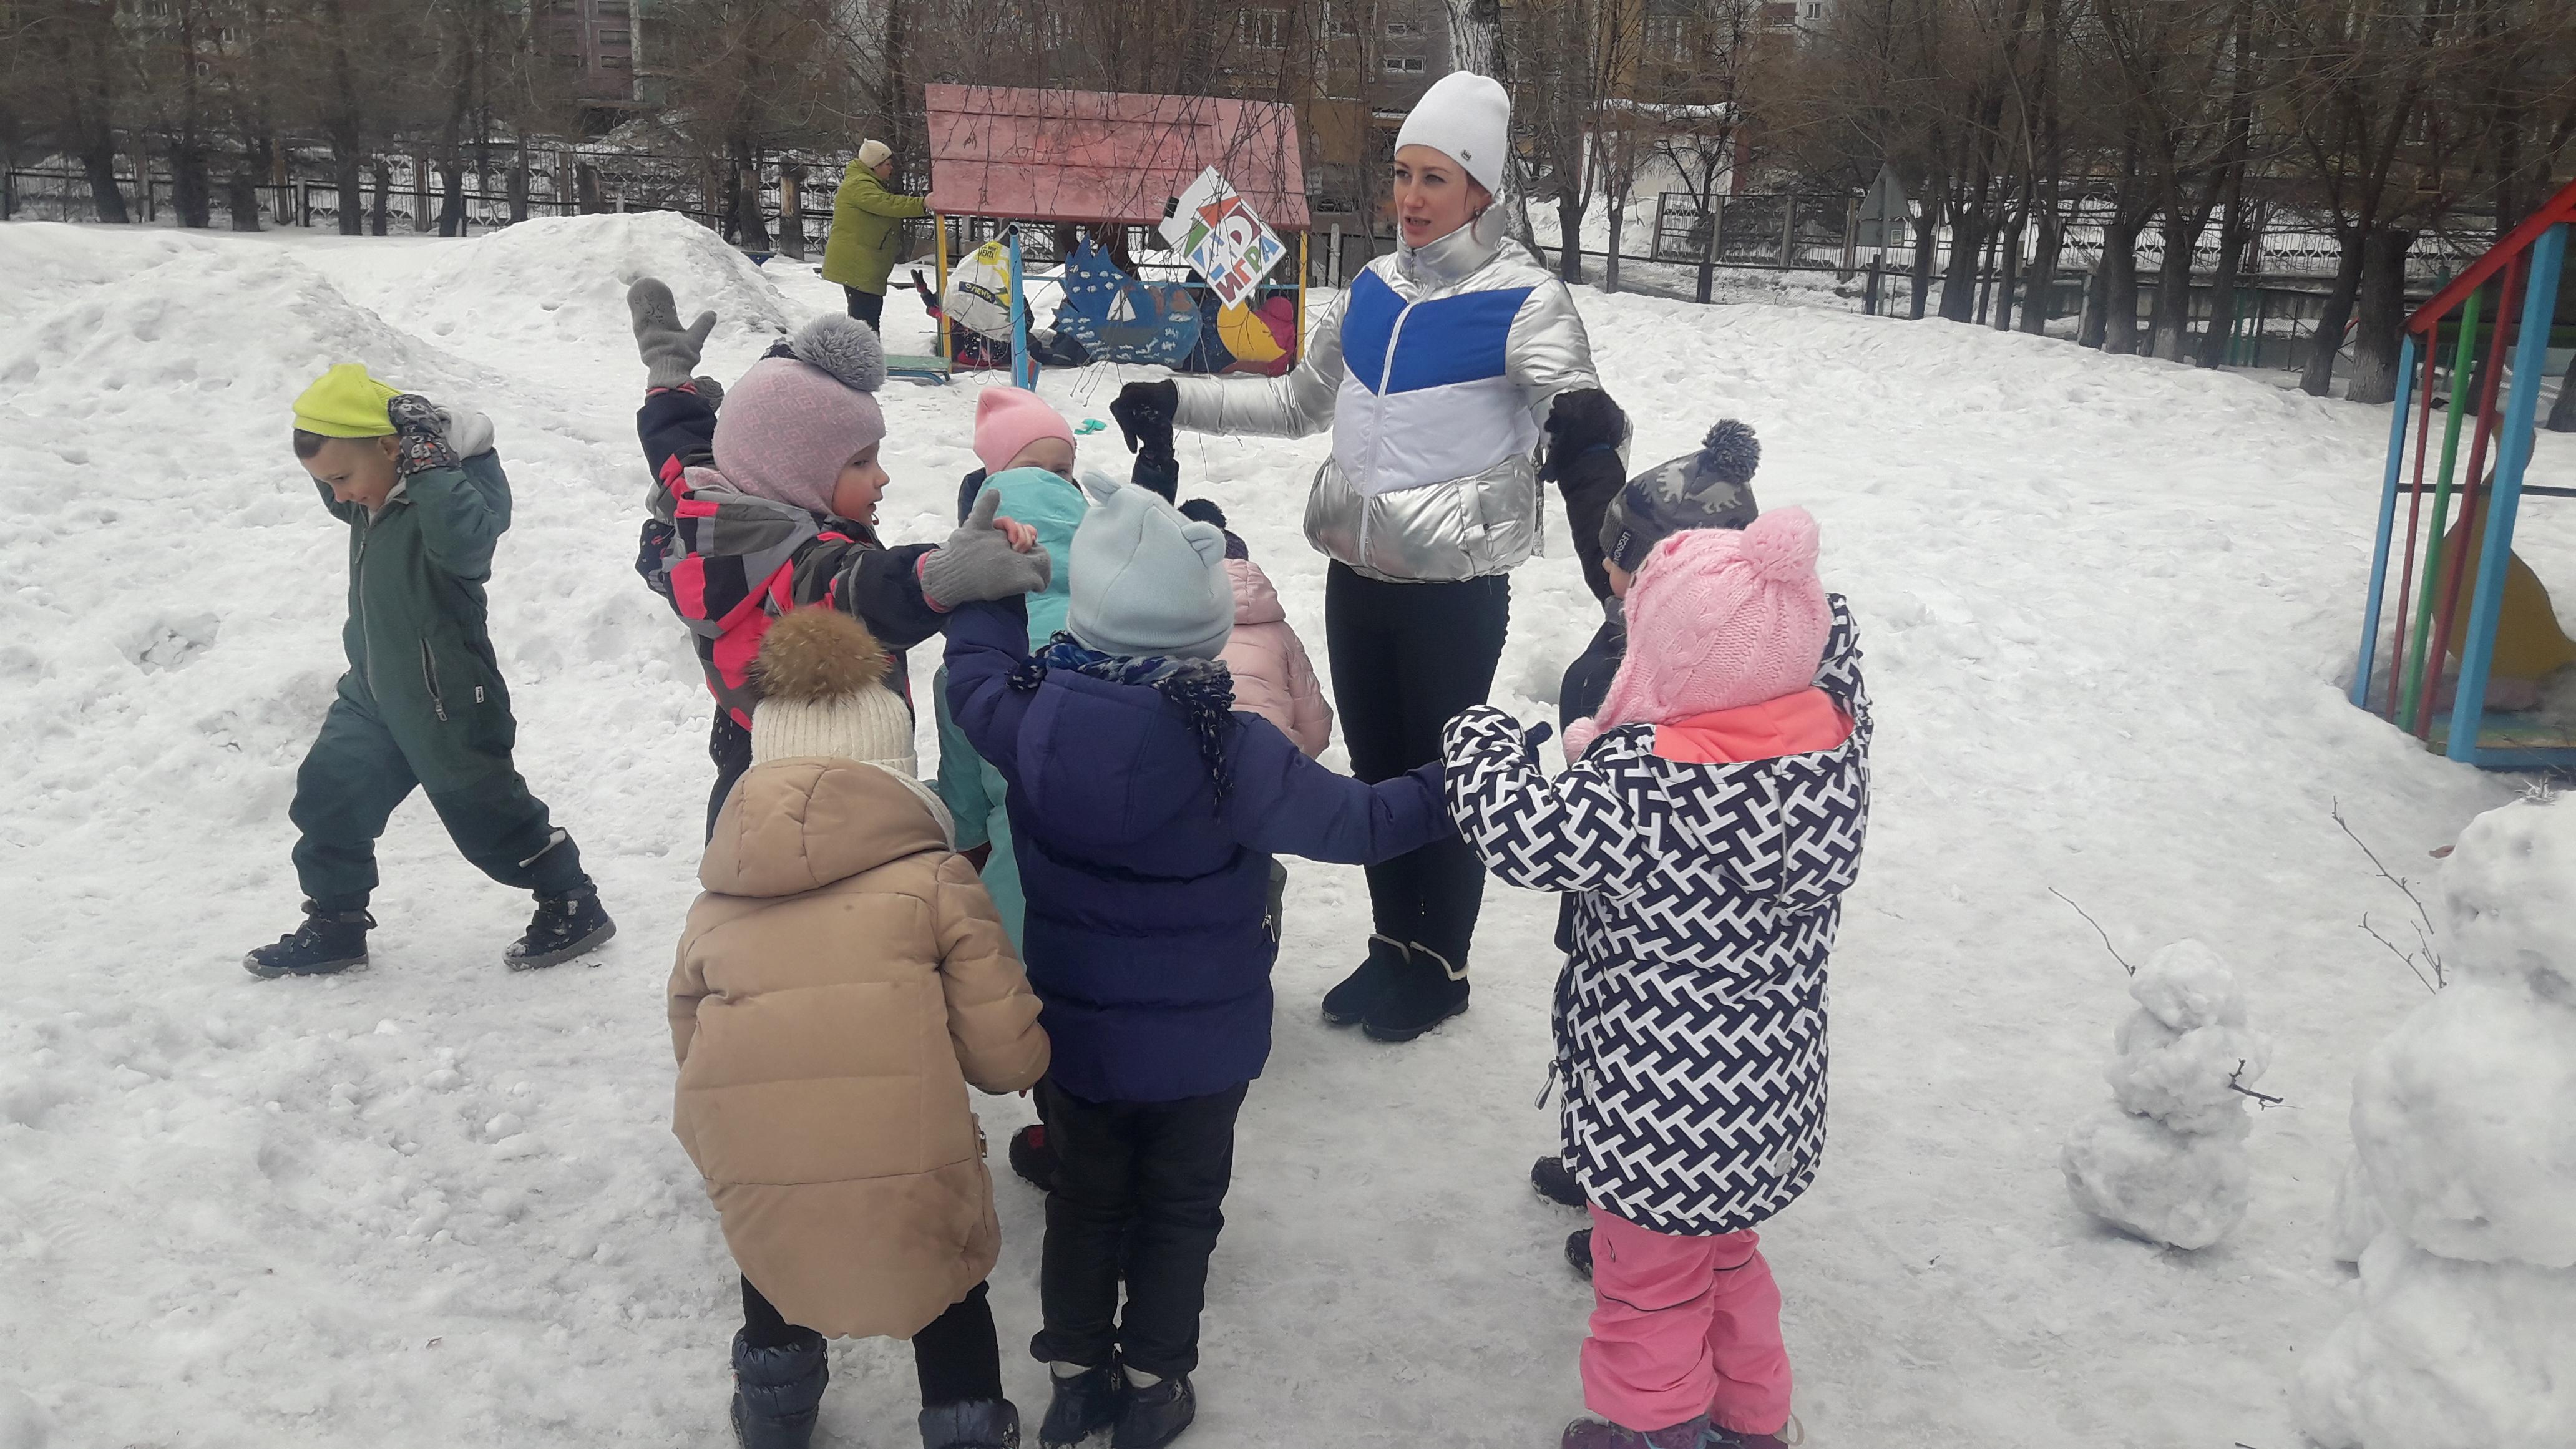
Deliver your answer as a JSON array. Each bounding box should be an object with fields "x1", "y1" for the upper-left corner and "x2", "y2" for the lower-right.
[
  {"x1": 2334, "y1": 800, "x2": 2447, "y2": 988},
  {"x1": 2361, "y1": 914, "x2": 2440, "y2": 995},
  {"x1": 2333, "y1": 800, "x2": 2440, "y2": 941},
  {"x1": 2049, "y1": 887, "x2": 2134, "y2": 976},
  {"x1": 2227, "y1": 1060, "x2": 2285, "y2": 1109}
]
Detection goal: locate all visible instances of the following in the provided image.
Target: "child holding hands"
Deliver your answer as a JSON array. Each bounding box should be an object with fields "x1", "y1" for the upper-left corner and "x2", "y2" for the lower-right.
[
  {"x1": 624, "y1": 279, "x2": 1049, "y2": 834},
  {"x1": 1443, "y1": 509, "x2": 1871, "y2": 1449}
]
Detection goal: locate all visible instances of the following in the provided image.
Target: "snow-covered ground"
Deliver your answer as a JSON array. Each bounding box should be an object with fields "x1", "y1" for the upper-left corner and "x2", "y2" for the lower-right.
[{"x1": 1, "y1": 212, "x2": 2568, "y2": 1449}]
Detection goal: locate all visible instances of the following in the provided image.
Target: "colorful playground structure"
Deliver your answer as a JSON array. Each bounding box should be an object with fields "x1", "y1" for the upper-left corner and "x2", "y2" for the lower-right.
[{"x1": 2352, "y1": 174, "x2": 2576, "y2": 771}]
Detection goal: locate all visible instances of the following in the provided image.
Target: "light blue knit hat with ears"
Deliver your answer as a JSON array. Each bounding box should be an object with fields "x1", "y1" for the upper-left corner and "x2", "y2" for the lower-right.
[{"x1": 1065, "y1": 472, "x2": 1235, "y2": 661}]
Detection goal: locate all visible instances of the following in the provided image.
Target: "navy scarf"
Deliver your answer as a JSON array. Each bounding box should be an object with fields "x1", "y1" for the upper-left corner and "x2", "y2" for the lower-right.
[{"x1": 1011, "y1": 635, "x2": 1240, "y2": 804}]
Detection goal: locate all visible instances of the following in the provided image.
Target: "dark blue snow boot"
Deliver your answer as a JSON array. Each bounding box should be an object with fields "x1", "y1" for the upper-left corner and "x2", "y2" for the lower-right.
[
  {"x1": 1533, "y1": 1154, "x2": 1585, "y2": 1208},
  {"x1": 730, "y1": 1329, "x2": 826, "y2": 1449},
  {"x1": 1561, "y1": 1415, "x2": 1710, "y2": 1449},
  {"x1": 920, "y1": 1398, "x2": 1022, "y2": 1449},
  {"x1": 243, "y1": 901, "x2": 373, "y2": 978},
  {"x1": 1567, "y1": 1227, "x2": 1594, "y2": 1280},
  {"x1": 1110, "y1": 1373, "x2": 1194, "y2": 1449},
  {"x1": 1038, "y1": 1361, "x2": 1125, "y2": 1449}
]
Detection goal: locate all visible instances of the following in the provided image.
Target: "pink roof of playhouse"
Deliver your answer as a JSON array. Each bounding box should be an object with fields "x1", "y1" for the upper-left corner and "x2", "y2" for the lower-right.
[{"x1": 924, "y1": 85, "x2": 1311, "y2": 231}]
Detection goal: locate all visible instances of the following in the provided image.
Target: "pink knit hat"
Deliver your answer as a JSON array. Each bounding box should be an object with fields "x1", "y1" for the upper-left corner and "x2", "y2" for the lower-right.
[
  {"x1": 711, "y1": 316, "x2": 887, "y2": 517},
  {"x1": 1565, "y1": 507, "x2": 1830, "y2": 759},
  {"x1": 973, "y1": 386, "x2": 1076, "y2": 476}
]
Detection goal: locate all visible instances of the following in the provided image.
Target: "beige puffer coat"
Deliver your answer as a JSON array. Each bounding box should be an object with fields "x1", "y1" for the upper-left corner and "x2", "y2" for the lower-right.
[
  {"x1": 670, "y1": 756, "x2": 1048, "y2": 1340},
  {"x1": 1222, "y1": 555, "x2": 1332, "y2": 758}
]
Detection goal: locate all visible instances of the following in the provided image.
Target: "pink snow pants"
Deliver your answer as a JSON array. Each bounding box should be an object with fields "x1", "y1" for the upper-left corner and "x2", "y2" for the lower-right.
[{"x1": 1581, "y1": 1206, "x2": 1793, "y2": 1436}]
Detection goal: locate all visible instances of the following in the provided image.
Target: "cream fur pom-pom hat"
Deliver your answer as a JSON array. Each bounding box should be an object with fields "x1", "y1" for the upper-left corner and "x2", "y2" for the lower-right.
[{"x1": 749, "y1": 608, "x2": 917, "y2": 776}]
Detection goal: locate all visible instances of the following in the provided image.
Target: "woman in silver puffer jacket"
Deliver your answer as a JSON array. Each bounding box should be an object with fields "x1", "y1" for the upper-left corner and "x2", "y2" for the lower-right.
[{"x1": 1112, "y1": 72, "x2": 1634, "y2": 1043}]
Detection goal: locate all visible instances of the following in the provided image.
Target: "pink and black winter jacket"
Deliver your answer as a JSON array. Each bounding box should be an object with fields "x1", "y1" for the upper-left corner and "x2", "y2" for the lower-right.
[{"x1": 635, "y1": 383, "x2": 944, "y2": 727}]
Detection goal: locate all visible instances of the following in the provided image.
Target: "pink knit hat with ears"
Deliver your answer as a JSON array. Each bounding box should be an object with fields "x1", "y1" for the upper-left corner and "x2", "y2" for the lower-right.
[
  {"x1": 1564, "y1": 507, "x2": 1830, "y2": 760},
  {"x1": 712, "y1": 315, "x2": 887, "y2": 517}
]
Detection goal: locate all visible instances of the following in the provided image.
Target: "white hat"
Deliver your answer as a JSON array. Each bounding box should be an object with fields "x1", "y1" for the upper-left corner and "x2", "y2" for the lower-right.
[
  {"x1": 1395, "y1": 72, "x2": 1512, "y2": 195},
  {"x1": 749, "y1": 608, "x2": 917, "y2": 775},
  {"x1": 856, "y1": 139, "x2": 893, "y2": 170}
]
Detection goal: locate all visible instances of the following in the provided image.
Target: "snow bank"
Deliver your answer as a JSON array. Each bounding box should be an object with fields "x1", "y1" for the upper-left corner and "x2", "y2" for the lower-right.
[
  {"x1": 368, "y1": 212, "x2": 789, "y2": 369},
  {"x1": 2298, "y1": 794, "x2": 2576, "y2": 1448}
]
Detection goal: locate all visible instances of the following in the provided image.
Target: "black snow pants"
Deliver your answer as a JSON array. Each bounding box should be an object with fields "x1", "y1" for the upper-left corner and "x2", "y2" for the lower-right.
[
  {"x1": 289, "y1": 676, "x2": 587, "y2": 912},
  {"x1": 741, "y1": 1276, "x2": 1005, "y2": 1408},
  {"x1": 1322, "y1": 562, "x2": 1510, "y2": 972},
  {"x1": 1030, "y1": 1078, "x2": 1250, "y2": 1381}
]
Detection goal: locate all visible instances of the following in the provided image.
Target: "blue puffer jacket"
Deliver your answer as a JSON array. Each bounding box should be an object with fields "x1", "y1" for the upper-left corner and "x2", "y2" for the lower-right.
[{"x1": 945, "y1": 598, "x2": 1452, "y2": 1102}]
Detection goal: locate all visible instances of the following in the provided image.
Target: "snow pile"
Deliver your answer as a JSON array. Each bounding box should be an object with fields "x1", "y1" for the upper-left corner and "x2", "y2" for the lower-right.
[
  {"x1": 369, "y1": 212, "x2": 789, "y2": 371},
  {"x1": 2296, "y1": 794, "x2": 2576, "y2": 1449},
  {"x1": 2061, "y1": 940, "x2": 2272, "y2": 1249}
]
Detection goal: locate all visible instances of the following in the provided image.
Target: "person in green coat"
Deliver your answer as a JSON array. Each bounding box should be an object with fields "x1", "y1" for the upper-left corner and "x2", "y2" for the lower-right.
[
  {"x1": 243, "y1": 364, "x2": 614, "y2": 979},
  {"x1": 821, "y1": 140, "x2": 928, "y2": 332}
]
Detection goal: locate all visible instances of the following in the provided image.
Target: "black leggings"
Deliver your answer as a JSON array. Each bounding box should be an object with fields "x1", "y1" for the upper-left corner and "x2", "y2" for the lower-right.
[
  {"x1": 741, "y1": 1276, "x2": 1003, "y2": 1408},
  {"x1": 1322, "y1": 563, "x2": 1510, "y2": 969}
]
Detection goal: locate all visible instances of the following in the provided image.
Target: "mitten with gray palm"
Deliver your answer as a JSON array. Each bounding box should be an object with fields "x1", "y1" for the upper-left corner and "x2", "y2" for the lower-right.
[
  {"x1": 627, "y1": 276, "x2": 719, "y2": 390},
  {"x1": 920, "y1": 489, "x2": 1051, "y2": 608}
]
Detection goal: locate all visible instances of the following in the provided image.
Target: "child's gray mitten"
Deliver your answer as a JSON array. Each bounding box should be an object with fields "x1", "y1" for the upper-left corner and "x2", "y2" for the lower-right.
[
  {"x1": 627, "y1": 276, "x2": 718, "y2": 389},
  {"x1": 920, "y1": 489, "x2": 1051, "y2": 608}
]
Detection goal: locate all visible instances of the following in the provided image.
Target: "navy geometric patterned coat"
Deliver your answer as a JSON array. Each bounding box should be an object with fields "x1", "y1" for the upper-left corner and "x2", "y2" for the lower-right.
[{"x1": 1442, "y1": 598, "x2": 1871, "y2": 1235}]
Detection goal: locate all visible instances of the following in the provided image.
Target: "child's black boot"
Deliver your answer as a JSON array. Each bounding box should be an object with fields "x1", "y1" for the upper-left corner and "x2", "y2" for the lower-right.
[
  {"x1": 1110, "y1": 1372, "x2": 1194, "y2": 1449},
  {"x1": 1566, "y1": 1227, "x2": 1594, "y2": 1279},
  {"x1": 1561, "y1": 1415, "x2": 1710, "y2": 1449},
  {"x1": 920, "y1": 1398, "x2": 1022, "y2": 1449},
  {"x1": 505, "y1": 885, "x2": 616, "y2": 970},
  {"x1": 1038, "y1": 1361, "x2": 1125, "y2": 1449},
  {"x1": 1533, "y1": 1155, "x2": 1585, "y2": 1208},
  {"x1": 730, "y1": 1329, "x2": 826, "y2": 1449},
  {"x1": 243, "y1": 902, "x2": 374, "y2": 978}
]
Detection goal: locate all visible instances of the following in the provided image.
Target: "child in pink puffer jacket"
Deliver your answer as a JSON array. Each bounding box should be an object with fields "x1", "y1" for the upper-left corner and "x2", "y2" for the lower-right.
[{"x1": 1178, "y1": 499, "x2": 1331, "y2": 758}]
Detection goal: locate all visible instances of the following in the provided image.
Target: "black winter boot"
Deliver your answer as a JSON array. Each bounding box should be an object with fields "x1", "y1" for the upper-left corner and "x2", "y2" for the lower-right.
[
  {"x1": 730, "y1": 1330, "x2": 826, "y2": 1449},
  {"x1": 1533, "y1": 1155, "x2": 1586, "y2": 1209},
  {"x1": 1320, "y1": 934, "x2": 1410, "y2": 1027},
  {"x1": 1008, "y1": 1123, "x2": 1058, "y2": 1193},
  {"x1": 1561, "y1": 1414, "x2": 1712, "y2": 1449},
  {"x1": 505, "y1": 886, "x2": 615, "y2": 970},
  {"x1": 243, "y1": 902, "x2": 374, "y2": 978},
  {"x1": 1566, "y1": 1228, "x2": 1594, "y2": 1280},
  {"x1": 1361, "y1": 941, "x2": 1468, "y2": 1042},
  {"x1": 920, "y1": 1398, "x2": 1022, "y2": 1449},
  {"x1": 1038, "y1": 1362, "x2": 1125, "y2": 1449},
  {"x1": 1110, "y1": 1373, "x2": 1194, "y2": 1449}
]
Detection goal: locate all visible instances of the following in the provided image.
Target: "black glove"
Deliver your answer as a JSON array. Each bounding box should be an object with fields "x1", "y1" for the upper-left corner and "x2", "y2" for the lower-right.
[
  {"x1": 1540, "y1": 388, "x2": 1628, "y2": 482},
  {"x1": 1111, "y1": 380, "x2": 1179, "y2": 456}
]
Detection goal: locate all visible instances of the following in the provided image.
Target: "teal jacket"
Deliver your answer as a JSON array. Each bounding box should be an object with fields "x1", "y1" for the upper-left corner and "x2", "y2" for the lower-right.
[
  {"x1": 933, "y1": 467, "x2": 1087, "y2": 949},
  {"x1": 320, "y1": 417, "x2": 519, "y2": 787}
]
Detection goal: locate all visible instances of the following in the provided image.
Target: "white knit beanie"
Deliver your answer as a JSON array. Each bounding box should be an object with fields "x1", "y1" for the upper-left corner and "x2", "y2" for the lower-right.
[
  {"x1": 1395, "y1": 72, "x2": 1512, "y2": 195},
  {"x1": 856, "y1": 139, "x2": 892, "y2": 170},
  {"x1": 749, "y1": 608, "x2": 917, "y2": 775},
  {"x1": 1066, "y1": 473, "x2": 1234, "y2": 660}
]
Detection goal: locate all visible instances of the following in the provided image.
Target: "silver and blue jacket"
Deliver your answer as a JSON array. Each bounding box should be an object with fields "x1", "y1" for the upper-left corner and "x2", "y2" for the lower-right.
[{"x1": 1173, "y1": 219, "x2": 1600, "y2": 583}]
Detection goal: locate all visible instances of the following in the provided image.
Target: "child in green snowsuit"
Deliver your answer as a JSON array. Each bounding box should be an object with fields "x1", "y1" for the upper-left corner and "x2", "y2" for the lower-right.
[
  {"x1": 243, "y1": 364, "x2": 613, "y2": 979},
  {"x1": 932, "y1": 387, "x2": 1090, "y2": 950}
]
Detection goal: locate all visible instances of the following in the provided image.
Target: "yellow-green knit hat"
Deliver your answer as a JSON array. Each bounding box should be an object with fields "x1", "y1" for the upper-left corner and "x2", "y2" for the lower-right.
[{"x1": 292, "y1": 363, "x2": 402, "y2": 438}]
